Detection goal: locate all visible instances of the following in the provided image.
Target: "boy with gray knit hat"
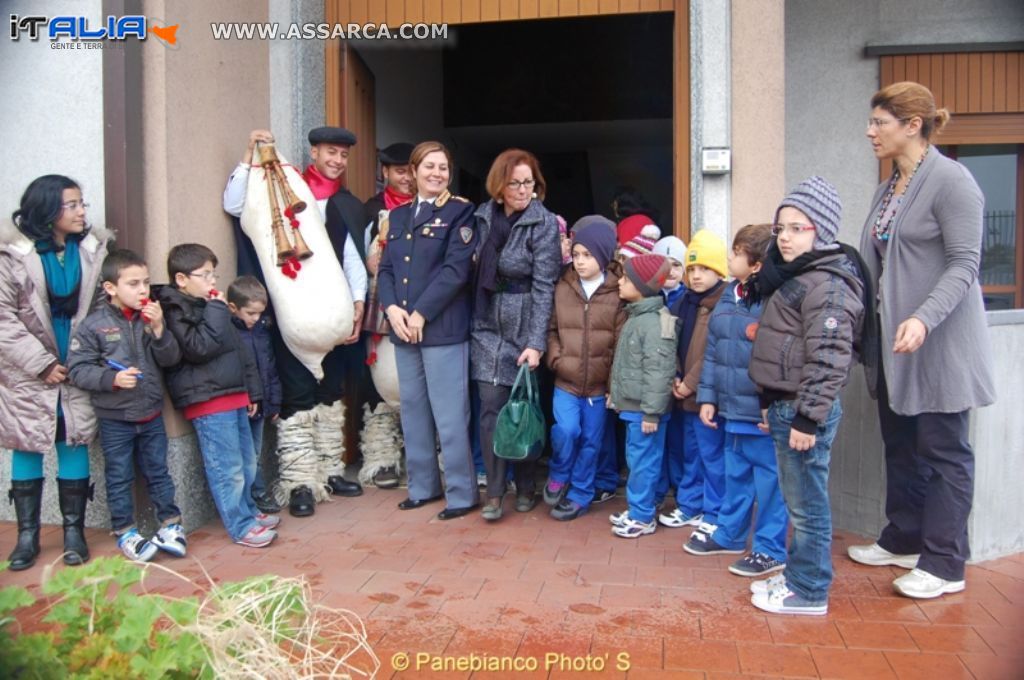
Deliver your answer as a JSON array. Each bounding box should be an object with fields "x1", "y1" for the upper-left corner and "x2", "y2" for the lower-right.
[
  {"x1": 745, "y1": 176, "x2": 870, "y2": 615},
  {"x1": 607, "y1": 254, "x2": 679, "y2": 538}
]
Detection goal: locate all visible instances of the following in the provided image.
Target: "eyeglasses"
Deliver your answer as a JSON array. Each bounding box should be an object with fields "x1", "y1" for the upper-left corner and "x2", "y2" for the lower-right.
[
  {"x1": 771, "y1": 223, "x2": 816, "y2": 237},
  {"x1": 61, "y1": 200, "x2": 89, "y2": 211},
  {"x1": 188, "y1": 270, "x2": 219, "y2": 282},
  {"x1": 506, "y1": 179, "x2": 536, "y2": 191},
  {"x1": 866, "y1": 117, "x2": 906, "y2": 129}
]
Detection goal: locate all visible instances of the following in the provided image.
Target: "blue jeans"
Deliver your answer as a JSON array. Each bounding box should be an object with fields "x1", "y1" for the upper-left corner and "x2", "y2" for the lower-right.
[
  {"x1": 769, "y1": 399, "x2": 842, "y2": 604},
  {"x1": 655, "y1": 410, "x2": 685, "y2": 505},
  {"x1": 249, "y1": 416, "x2": 270, "y2": 498},
  {"x1": 622, "y1": 415, "x2": 667, "y2": 524},
  {"x1": 192, "y1": 407, "x2": 259, "y2": 541},
  {"x1": 549, "y1": 388, "x2": 607, "y2": 509},
  {"x1": 713, "y1": 430, "x2": 788, "y2": 562},
  {"x1": 594, "y1": 412, "x2": 620, "y2": 493},
  {"x1": 98, "y1": 417, "x2": 181, "y2": 533},
  {"x1": 678, "y1": 411, "x2": 726, "y2": 522}
]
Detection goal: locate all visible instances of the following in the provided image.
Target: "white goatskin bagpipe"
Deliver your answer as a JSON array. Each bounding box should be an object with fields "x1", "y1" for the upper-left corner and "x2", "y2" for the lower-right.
[
  {"x1": 359, "y1": 208, "x2": 404, "y2": 485},
  {"x1": 240, "y1": 143, "x2": 354, "y2": 379}
]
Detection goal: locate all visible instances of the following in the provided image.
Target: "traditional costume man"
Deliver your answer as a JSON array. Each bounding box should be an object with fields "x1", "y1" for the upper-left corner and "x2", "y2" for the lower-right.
[{"x1": 223, "y1": 126, "x2": 367, "y2": 516}]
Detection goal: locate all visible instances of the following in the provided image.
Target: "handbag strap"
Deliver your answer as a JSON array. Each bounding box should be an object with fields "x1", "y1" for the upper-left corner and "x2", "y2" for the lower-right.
[{"x1": 510, "y1": 362, "x2": 535, "y2": 402}]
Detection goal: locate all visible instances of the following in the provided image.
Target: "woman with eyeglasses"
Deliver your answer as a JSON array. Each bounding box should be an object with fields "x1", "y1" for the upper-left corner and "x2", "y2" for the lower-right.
[
  {"x1": 0, "y1": 175, "x2": 113, "y2": 570},
  {"x1": 471, "y1": 149, "x2": 562, "y2": 521},
  {"x1": 847, "y1": 82, "x2": 995, "y2": 600}
]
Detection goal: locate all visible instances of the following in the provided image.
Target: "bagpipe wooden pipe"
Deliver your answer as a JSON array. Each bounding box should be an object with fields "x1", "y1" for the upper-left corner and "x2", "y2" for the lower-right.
[{"x1": 257, "y1": 143, "x2": 313, "y2": 265}]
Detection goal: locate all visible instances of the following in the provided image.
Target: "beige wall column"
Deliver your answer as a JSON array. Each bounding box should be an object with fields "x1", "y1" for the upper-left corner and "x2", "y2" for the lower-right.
[
  {"x1": 730, "y1": 0, "x2": 785, "y2": 227},
  {"x1": 136, "y1": 0, "x2": 271, "y2": 279}
]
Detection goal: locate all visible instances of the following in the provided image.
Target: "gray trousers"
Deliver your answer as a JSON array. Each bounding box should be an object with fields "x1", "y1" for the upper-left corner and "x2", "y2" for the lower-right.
[{"x1": 394, "y1": 342, "x2": 479, "y2": 510}]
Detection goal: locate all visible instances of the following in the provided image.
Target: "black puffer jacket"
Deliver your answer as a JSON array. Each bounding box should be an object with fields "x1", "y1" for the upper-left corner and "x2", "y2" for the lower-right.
[
  {"x1": 67, "y1": 301, "x2": 181, "y2": 422},
  {"x1": 156, "y1": 286, "x2": 262, "y2": 410},
  {"x1": 748, "y1": 251, "x2": 865, "y2": 433}
]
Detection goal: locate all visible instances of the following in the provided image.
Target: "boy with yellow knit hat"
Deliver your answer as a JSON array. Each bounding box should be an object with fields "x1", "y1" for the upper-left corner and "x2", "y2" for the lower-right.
[{"x1": 660, "y1": 229, "x2": 730, "y2": 539}]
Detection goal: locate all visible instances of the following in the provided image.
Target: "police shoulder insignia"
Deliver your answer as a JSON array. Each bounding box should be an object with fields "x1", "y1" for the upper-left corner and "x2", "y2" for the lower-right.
[
  {"x1": 451, "y1": 195, "x2": 470, "y2": 203},
  {"x1": 460, "y1": 226, "x2": 473, "y2": 244}
]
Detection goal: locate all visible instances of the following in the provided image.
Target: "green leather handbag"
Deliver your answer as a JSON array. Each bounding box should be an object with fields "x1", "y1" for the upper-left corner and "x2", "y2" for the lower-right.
[{"x1": 493, "y1": 364, "x2": 546, "y2": 461}]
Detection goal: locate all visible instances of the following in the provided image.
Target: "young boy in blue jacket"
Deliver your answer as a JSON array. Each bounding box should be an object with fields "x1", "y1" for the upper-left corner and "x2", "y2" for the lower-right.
[
  {"x1": 227, "y1": 276, "x2": 283, "y2": 514},
  {"x1": 688, "y1": 224, "x2": 789, "y2": 578}
]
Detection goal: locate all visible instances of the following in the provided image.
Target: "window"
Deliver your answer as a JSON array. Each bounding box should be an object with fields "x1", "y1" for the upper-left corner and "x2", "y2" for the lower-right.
[{"x1": 940, "y1": 144, "x2": 1023, "y2": 310}]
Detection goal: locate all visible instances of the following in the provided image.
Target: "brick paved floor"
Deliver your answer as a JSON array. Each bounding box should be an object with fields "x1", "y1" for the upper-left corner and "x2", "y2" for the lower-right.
[{"x1": 3, "y1": 487, "x2": 1022, "y2": 679}]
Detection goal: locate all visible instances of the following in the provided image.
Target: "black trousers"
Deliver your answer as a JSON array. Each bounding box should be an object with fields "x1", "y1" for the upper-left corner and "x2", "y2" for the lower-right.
[
  {"x1": 478, "y1": 381, "x2": 537, "y2": 500},
  {"x1": 875, "y1": 372, "x2": 974, "y2": 581},
  {"x1": 273, "y1": 326, "x2": 356, "y2": 420}
]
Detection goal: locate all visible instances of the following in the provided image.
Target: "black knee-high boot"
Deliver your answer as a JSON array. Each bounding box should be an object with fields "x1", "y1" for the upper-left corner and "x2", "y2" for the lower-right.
[
  {"x1": 57, "y1": 478, "x2": 92, "y2": 566},
  {"x1": 7, "y1": 479, "x2": 44, "y2": 571}
]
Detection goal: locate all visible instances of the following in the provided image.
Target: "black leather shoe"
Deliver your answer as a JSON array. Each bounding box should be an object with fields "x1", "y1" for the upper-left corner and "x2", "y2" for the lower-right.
[
  {"x1": 437, "y1": 504, "x2": 479, "y2": 521},
  {"x1": 289, "y1": 486, "x2": 316, "y2": 517},
  {"x1": 397, "y1": 494, "x2": 443, "y2": 510},
  {"x1": 327, "y1": 475, "x2": 363, "y2": 497},
  {"x1": 252, "y1": 490, "x2": 282, "y2": 514},
  {"x1": 372, "y1": 466, "x2": 400, "y2": 489}
]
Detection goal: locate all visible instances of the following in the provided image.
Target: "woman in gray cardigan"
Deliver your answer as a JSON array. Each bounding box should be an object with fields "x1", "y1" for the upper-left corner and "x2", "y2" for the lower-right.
[
  {"x1": 471, "y1": 149, "x2": 561, "y2": 521},
  {"x1": 848, "y1": 82, "x2": 996, "y2": 600}
]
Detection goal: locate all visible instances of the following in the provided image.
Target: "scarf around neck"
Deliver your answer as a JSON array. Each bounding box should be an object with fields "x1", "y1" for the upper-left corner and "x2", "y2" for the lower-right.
[
  {"x1": 302, "y1": 164, "x2": 343, "y2": 201},
  {"x1": 383, "y1": 184, "x2": 413, "y2": 211},
  {"x1": 37, "y1": 235, "x2": 83, "y2": 363},
  {"x1": 475, "y1": 202, "x2": 525, "y2": 316},
  {"x1": 678, "y1": 279, "x2": 723, "y2": 356}
]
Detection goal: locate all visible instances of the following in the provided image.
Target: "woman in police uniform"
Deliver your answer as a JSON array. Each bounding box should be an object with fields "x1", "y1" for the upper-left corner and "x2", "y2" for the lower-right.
[{"x1": 377, "y1": 141, "x2": 480, "y2": 520}]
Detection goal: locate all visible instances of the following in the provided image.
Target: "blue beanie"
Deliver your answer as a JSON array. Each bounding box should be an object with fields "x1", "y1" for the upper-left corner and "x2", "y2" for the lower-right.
[{"x1": 571, "y1": 215, "x2": 617, "y2": 271}]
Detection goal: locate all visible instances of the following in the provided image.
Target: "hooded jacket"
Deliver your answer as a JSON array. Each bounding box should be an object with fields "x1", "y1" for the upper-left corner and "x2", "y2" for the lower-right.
[{"x1": 0, "y1": 222, "x2": 112, "y2": 452}]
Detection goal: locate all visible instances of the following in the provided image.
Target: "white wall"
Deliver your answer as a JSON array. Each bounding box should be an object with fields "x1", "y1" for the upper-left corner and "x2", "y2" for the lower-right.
[{"x1": 0, "y1": 0, "x2": 106, "y2": 230}]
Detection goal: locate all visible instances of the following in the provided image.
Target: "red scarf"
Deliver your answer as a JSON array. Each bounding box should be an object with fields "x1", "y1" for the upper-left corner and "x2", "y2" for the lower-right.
[
  {"x1": 383, "y1": 184, "x2": 413, "y2": 211},
  {"x1": 302, "y1": 164, "x2": 343, "y2": 200}
]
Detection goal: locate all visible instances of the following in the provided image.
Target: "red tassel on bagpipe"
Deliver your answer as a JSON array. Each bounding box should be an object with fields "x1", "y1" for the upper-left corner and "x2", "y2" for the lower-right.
[{"x1": 365, "y1": 332, "x2": 383, "y2": 366}]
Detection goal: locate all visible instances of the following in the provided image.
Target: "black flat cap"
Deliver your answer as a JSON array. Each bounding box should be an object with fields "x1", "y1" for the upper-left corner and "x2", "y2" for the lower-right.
[
  {"x1": 379, "y1": 142, "x2": 414, "y2": 166},
  {"x1": 308, "y1": 126, "x2": 357, "y2": 147}
]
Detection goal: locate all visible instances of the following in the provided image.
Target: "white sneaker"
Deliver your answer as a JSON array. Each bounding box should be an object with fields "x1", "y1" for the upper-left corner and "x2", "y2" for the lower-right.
[
  {"x1": 255, "y1": 513, "x2": 281, "y2": 529},
  {"x1": 847, "y1": 542, "x2": 918, "y2": 570},
  {"x1": 657, "y1": 508, "x2": 704, "y2": 528},
  {"x1": 118, "y1": 529, "x2": 158, "y2": 562},
  {"x1": 750, "y1": 582, "x2": 828, "y2": 616},
  {"x1": 609, "y1": 510, "x2": 631, "y2": 528},
  {"x1": 611, "y1": 516, "x2": 656, "y2": 539},
  {"x1": 750, "y1": 573, "x2": 787, "y2": 595},
  {"x1": 151, "y1": 523, "x2": 187, "y2": 558},
  {"x1": 893, "y1": 568, "x2": 965, "y2": 599}
]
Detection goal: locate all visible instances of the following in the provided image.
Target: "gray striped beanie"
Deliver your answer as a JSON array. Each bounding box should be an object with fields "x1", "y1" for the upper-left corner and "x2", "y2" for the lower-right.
[{"x1": 775, "y1": 175, "x2": 842, "y2": 251}]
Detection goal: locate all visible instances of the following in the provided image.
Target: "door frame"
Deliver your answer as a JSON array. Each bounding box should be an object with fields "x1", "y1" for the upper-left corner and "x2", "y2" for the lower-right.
[{"x1": 324, "y1": 1, "x2": 690, "y2": 240}]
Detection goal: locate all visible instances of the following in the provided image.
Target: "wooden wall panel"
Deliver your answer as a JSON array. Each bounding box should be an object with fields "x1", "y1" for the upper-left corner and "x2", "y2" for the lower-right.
[
  {"x1": 880, "y1": 52, "x2": 1024, "y2": 115},
  {"x1": 327, "y1": 0, "x2": 674, "y2": 25}
]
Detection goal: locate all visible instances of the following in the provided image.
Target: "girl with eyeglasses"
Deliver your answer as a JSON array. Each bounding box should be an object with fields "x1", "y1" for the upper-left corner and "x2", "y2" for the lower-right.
[{"x1": 1, "y1": 175, "x2": 113, "y2": 570}]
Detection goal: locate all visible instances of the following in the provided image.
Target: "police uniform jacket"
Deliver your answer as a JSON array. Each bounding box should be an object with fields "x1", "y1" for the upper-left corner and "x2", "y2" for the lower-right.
[{"x1": 377, "y1": 190, "x2": 477, "y2": 347}]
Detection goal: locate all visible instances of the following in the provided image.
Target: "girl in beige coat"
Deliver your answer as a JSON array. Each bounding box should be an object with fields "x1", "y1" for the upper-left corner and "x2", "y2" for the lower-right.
[{"x1": 1, "y1": 175, "x2": 111, "y2": 570}]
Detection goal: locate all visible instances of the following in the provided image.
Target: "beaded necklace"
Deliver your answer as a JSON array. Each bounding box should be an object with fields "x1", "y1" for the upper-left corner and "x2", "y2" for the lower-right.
[{"x1": 873, "y1": 145, "x2": 929, "y2": 242}]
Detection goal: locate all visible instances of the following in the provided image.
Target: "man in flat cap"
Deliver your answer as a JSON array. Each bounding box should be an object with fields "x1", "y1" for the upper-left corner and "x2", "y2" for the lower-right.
[
  {"x1": 356, "y1": 142, "x2": 416, "y2": 490},
  {"x1": 223, "y1": 126, "x2": 367, "y2": 517}
]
